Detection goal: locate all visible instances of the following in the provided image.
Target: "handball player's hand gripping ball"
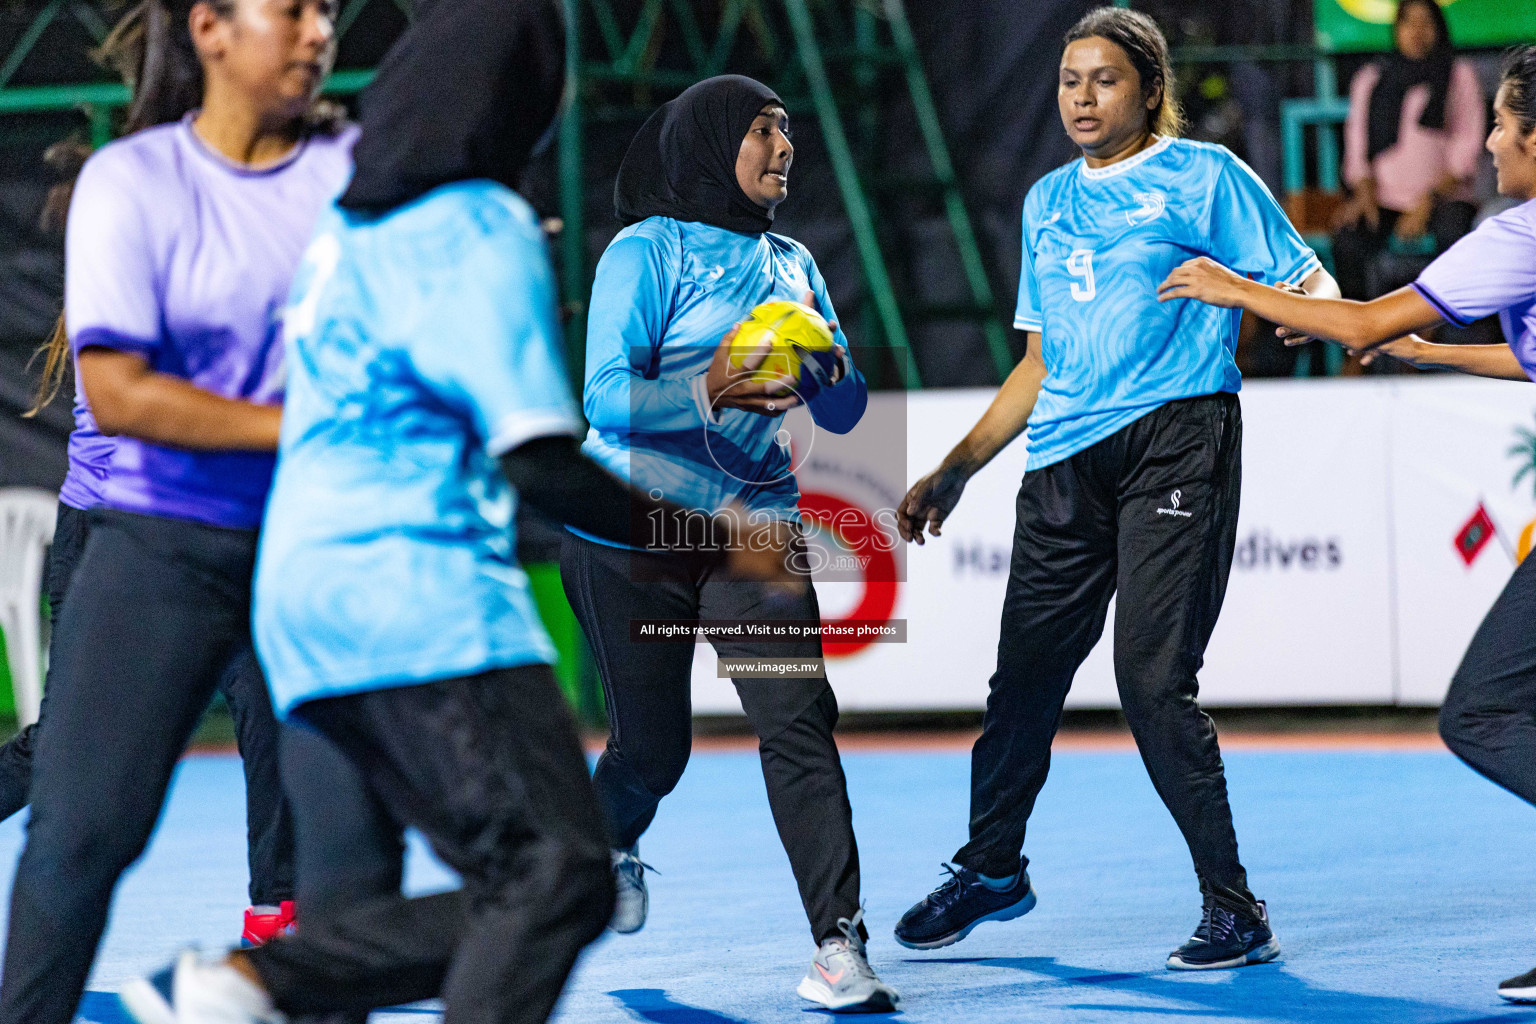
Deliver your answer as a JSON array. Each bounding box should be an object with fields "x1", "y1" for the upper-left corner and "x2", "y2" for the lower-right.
[{"x1": 728, "y1": 300, "x2": 840, "y2": 387}]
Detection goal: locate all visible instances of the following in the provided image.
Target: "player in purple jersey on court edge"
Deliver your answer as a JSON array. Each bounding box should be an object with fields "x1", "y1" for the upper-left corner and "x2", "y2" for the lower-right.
[
  {"x1": 1159, "y1": 45, "x2": 1536, "y2": 1004},
  {"x1": 0, "y1": 0, "x2": 354, "y2": 1019},
  {"x1": 7, "y1": 147, "x2": 301, "y2": 950}
]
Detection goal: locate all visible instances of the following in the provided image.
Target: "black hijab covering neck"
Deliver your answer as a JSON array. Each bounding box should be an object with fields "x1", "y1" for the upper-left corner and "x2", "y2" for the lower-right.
[
  {"x1": 614, "y1": 74, "x2": 783, "y2": 234},
  {"x1": 1367, "y1": 0, "x2": 1455, "y2": 162},
  {"x1": 339, "y1": 0, "x2": 565, "y2": 214}
]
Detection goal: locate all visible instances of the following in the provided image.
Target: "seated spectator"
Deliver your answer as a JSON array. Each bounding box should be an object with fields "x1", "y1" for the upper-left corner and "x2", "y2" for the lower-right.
[{"x1": 1332, "y1": 0, "x2": 1484, "y2": 304}]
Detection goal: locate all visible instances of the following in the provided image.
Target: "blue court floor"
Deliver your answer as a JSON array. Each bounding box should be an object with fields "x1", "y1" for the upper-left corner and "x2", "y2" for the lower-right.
[{"x1": 3, "y1": 744, "x2": 1534, "y2": 1024}]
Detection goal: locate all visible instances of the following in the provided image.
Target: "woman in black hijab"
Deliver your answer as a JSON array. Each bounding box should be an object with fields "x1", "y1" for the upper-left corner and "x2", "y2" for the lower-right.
[
  {"x1": 560, "y1": 74, "x2": 899, "y2": 1012},
  {"x1": 119, "y1": 11, "x2": 800, "y2": 1024},
  {"x1": 1331, "y1": 0, "x2": 1485, "y2": 324}
]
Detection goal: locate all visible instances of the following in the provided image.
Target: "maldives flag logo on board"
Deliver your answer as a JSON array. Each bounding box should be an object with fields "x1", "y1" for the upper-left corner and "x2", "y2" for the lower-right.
[{"x1": 1455, "y1": 503, "x2": 1497, "y2": 566}]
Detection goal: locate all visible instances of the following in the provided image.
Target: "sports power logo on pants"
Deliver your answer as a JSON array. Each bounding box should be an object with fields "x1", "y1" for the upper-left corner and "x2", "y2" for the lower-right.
[{"x1": 1156, "y1": 490, "x2": 1192, "y2": 518}]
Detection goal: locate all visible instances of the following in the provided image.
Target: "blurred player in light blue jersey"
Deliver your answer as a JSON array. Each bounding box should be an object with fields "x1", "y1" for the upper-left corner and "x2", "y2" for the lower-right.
[
  {"x1": 1161, "y1": 46, "x2": 1536, "y2": 1002},
  {"x1": 895, "y1": 7, "x2": 1340, "y2": 971},
  {"x1": 561, "y1": 75, "x2": 899, "y2": 1013}
]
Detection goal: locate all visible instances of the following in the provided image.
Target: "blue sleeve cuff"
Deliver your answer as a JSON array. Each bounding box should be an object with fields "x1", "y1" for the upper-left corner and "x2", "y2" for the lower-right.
[
  {"x1": 73, "y1": 325, "x2": 158, "y2": 359},
  {"x1": 1411, "y1": 281, "x2": 1472, "y2": 328}
]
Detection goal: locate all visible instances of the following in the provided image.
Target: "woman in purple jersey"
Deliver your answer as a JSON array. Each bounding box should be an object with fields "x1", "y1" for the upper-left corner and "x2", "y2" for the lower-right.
[
  {"x1": 0, "y1": 0, "x2": 354, "y2": 1020},
  {"x1": 5, "y1": 139, "x2": 297, "y2": 953},
  {"x1": 1160, "y1": 46, "x2": 1536, "y2": 1003}
]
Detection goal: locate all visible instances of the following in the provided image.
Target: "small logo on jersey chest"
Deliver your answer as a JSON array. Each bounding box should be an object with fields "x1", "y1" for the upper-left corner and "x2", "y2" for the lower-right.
[
  {"x1": 771, "y1": 255, "x2": 806, "y2": 292},
  {"x1": 1126, "y1": 191, "x2": 1166, "y2": 226}
]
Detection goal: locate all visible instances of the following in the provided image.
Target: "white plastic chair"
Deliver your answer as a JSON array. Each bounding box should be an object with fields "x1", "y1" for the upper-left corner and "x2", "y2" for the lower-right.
[{"x1": 0, "y1": 489, "x2": 57, "y2": 727}]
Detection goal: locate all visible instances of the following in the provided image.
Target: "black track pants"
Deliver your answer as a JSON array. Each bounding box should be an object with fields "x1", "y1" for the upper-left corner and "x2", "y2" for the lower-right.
[
  {"x1": 280, "y1": 722, "x2": 404, "y2": 1024},
  {"x1": 0, "y1": 503, "x2": 86, "y2": 822},
  {"x1": 560, "y1": 532, "x2": 863, "y2": 944},
  {"x1": 0, "y1": 509, "x2": 286, "y2": 1024},
  {"x1": 955, "y1": 394, "x2": 1258, "y2": 910},
  {"x1": 220, "y1": 648, "x2": 295, "y2": 907},
  {"x1": 245, "y1": 666, "x2": 613, "y2": 1024},
  {"x1": 1439, "y1": 551, "x2": 1536, "y2": 806},
  {"x1": 0, "y1": 504, "x2": 293, "y2": 905}
]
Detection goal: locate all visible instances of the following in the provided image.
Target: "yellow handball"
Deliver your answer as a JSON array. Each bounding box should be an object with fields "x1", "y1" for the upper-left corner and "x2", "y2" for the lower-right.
[{"x1": 727, "y1": 300, "x2": 838, "y2": 386}]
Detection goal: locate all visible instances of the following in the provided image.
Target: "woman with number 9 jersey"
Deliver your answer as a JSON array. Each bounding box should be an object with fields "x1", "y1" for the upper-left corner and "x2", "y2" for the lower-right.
[{"x1": 893, "y1": 7, "x2": 1338, "y2": 970}]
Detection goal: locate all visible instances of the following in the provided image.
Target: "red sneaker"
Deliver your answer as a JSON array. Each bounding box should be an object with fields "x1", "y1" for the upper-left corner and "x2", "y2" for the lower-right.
[{"x1": 240, "y1": 900, "x2": 296, "y2": 947}]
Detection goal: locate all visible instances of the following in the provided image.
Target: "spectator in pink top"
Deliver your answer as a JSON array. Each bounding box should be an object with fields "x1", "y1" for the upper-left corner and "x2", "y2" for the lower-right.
[{"x1": 1331, "y1": 0, "x2": 1485, "y2": 303}]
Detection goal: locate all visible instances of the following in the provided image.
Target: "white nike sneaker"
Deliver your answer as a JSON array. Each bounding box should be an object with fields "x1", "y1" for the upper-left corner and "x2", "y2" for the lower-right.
[
  {"x1": 609, "y1": 844, "x2": 651, "y2": 934},
  {"x1": 119, "y1": 949, "x2": 287, "y2": 1024},
  {"x1": 796, "y1": 906, "x2": 901, "y2": 1013}
]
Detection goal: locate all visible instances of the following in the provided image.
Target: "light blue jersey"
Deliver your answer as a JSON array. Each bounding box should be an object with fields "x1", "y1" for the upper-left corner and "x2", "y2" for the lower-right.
[
  {"x1": 1015, "y1": 137, "x2": 1319, "y2": 470},
  {"x1": 579, "y1": 216, "x2": 867, "y2": 542},
  {"x1": 255, "y1": 181, "x2": 580, "y2": 716}
]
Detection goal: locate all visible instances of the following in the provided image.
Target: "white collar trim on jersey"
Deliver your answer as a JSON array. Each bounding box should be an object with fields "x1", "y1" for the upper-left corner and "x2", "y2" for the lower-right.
[{"x1": 1078, "y1": 135, "x2": 1172, "y2": 180}]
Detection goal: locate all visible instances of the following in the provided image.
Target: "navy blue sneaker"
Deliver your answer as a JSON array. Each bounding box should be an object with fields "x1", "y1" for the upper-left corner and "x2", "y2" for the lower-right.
[
  {"x1": 893, "y1": 863, "x2": 1037, "y2": 950},
  {"x1": 1166, "y1": 896, "x2": 1280, "y2": 970}
]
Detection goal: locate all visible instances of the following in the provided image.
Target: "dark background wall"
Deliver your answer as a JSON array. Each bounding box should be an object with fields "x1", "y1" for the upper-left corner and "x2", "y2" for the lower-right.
[{"x1": 0, "y1": 0, "x2": 1315, "y2": 488}]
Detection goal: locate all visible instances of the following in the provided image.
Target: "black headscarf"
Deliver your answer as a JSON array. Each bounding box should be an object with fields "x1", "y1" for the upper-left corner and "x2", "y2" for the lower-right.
[
  {"x1": 1366, "y1": 0, "x2": 1455, "y2": 162},
  {"x1": 614, "y1": 74, "x2": 783, "y2": 234},
  {"x1": 339, "y1": 0, "x2": 565, "y2": 214}
]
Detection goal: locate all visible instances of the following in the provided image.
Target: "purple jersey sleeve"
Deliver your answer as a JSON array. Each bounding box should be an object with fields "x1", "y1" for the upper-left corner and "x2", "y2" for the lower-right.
[
  {"x1": 1413, "y1": 202, "x2": 1536, "y2": 327},
  {"x1": 64, "y1": 149, "x2": 161, "y2": 357}
]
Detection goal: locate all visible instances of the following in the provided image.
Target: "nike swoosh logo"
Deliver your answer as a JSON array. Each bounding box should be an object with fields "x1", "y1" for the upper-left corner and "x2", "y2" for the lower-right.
[{"x1": 816, "y1": 964, "x2": 844, "y2": 985}]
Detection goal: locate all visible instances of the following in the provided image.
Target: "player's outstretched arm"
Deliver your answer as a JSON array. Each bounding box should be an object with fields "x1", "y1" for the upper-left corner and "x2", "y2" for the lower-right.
[
  {"x1": 1269, "y1": 268, "x2": 1342, "y2": 345},
  {"x1": 500, "y1": 434, "x2": 796, "y2": 582},
  {"x1": 1358, "y1": 336, "x2": 1529, "y2": 380},
  {"x1": 1156, "y1": 257, "x2": 1443, "y2": 352},
  {"x1": 898, "y1": 334, "x2": 1046, "y2": 545}
]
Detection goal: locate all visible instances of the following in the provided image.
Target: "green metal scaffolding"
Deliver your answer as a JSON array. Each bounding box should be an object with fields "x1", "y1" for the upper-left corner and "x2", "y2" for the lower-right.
[
  {"x1": 0, "y1": 0, "x2": 1373, "y2": 384},
  {"x1": 557, "y1": 0, "x2": 1014, "y2": 390},
  {"x1": 0, "y1": 0, "x2": 388, "y2": 144}
]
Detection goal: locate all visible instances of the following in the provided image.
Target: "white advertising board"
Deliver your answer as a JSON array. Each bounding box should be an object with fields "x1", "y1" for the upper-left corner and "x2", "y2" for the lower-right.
[
  {"x1": 688, "y1": 377, "x2": 1536, "y2": 713},
  {"x1": 1389, "y1": 378, "x2": 1536, "y2": 704}
]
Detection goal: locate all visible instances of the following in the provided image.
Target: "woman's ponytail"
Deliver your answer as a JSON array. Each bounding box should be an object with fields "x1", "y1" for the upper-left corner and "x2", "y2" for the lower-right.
[
  {"x1": 100, "y1": 0, "x2": 217, "y2": 135},
  {"x1": 26, "y1": 139, "x2": 92, "y2": 417}
]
